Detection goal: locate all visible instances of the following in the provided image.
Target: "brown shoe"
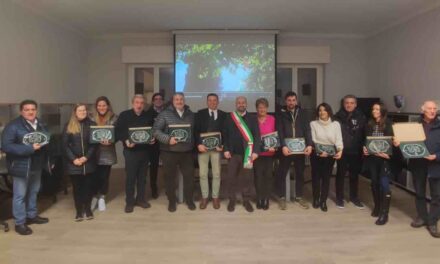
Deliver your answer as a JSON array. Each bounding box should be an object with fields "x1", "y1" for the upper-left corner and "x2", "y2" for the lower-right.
[
  {"x1": 199, "y1": 198, "x2": 208, "y2": 209},
  {"x1": 213, "y1": 198, "x2": 221, "y2": 209}
]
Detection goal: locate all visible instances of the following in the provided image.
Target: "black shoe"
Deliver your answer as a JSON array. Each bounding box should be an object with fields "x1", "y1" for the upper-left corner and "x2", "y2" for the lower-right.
[
  {"x1": 375, "y1": 192, "x2": 391, "y2": 225},
  {"x1": 227, "y1": 200, "x2": 236, "y2": 212},
  {"x1": 335, "y1": 199, "x2": 345, "y2": 209},
  {"x1": 186, "y1": 201, "x2": 196, "y2": 211},
  {"x1": 262, "y1": 199, "x2": 269, "y2": 210},
  {"x1": 15, "y1": 224, "x2": 32, "y2": 235},
  {"x1": 256, "y1": 200, "x2": 262, "y2": 209},
  {"x1": 320, "y1": 202, "x2": 328, "y2": 212},
  {"x1": 350, "y1": 198, "x2": 365, "y2": 209},
  {"x1": 168, "y1": 201, "x2": 177, "y2": 212},
  {"x1": 151, "y1": 187, "x2": 159, "y2": 199},
  {"x1": 85, "y1": 210, "x2": 94, "y2": 220},
  {"x1": 427, "y1": 225, "x2": 440, "y2": 238},
  {"x1": 26, "y1": 216, "x2": 49, "y2": 225},
  {"x1": 411, "y1": 217, "x2": 427, "y2": 228},
  {"x1": 125, "y1": 204, "x2": 134, "y2": 213},
  {"x1": 136, "y1": 200, "x2": 151, "y2": 209},
  {"x1": 243, "y1": 201, "x2": 254, "y2": 213},
  {"x1": 312, "y1": 199, "x2": 320, "y2": 209},
  {"x1": 75, "y1": 213, "x2": 84, "y2": 222}
]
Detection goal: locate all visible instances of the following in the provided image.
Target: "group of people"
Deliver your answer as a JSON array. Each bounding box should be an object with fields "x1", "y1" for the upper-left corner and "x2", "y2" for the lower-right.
[{"x1": 1, "y1": 92, "x2": 440, "y2": 239}]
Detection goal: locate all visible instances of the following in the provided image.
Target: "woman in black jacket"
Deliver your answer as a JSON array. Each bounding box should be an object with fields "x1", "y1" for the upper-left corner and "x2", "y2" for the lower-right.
[
  {"x1": 362, "y1": 102, "x2": 393, "y2": 225},
  {"x1": 62, "y1": 104, "x2": 97, "y2": 221}
]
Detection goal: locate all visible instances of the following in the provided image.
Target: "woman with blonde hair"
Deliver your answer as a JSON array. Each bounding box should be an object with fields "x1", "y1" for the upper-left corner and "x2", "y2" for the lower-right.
[
  {"x1": 62, "y1": 104, "x2": 97, "y2": 221},
  {"x1": 90, "y1": 96, "x2": 118, "y2": 211}
]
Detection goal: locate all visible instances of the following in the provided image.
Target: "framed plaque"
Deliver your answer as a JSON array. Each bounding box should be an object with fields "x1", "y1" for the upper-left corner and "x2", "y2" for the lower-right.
[
  {"x1": 90, "y1": 125, "x2": 114, "y2": 144},
  {"x1": 169, "y1": 124, "x2": 191, "y2": 143},
  {"x1": 22, "y1": 131, "x2": 50, "y2": 146},
  {"x1": 393, "y1": 123, "x2": 429, "y2": 159},
  {"x1": 315, "y1": 143, "x2": 336, "y2": 156},
  {"x1": 366, "y1": 136, "x2": 393, "y2": 155},
  {"x1": 200, "y1": 132, "x2": 222, "y2": 150},
  {"x1": 284, "y1": 138, "x2": 305, "y2": 154},
  {"x1": 128, "y1": 127, "x2": 152, "y2": 144},
  {"x1": 261, "y1": 131, "x2": 280, "y2": 151}
]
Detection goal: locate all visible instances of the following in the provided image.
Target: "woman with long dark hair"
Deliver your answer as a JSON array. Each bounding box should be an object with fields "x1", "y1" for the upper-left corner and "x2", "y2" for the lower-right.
[
  {"x1": 310, "y1": 103, "x2": 343, "y2": 212},
  {"x1": 90, "y1": 96, "x2": 118, "y2": 211},
  {"x1": 363, "y1": 102, "x2": 393, "y2": 225},
  {"x1": 62, "y1": 104, "x2": 97, "y2": 221}
]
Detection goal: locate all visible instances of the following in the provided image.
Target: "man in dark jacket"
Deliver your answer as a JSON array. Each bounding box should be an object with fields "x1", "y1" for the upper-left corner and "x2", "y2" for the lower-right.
[
  {"x1": 145, "y1": 92, "x2": 164, "y2": 199},
  {"x1": 334, "y1": 95, "x2": 366, "y2": 209},
  {"x1": 223, "y1": 96, "x2": 261, "y2": 213},
  {"x1": 194, "y1": 93, "x2": 227, "y2": 209},
  {"x1": 115, "y1": 94, "x2": 154, "y2": 213},
  {"x1": 404, "y1": 101, "x2": 440, "y2": 238},
  {"x1": 1, "y1": 100, "x2": 50, "y2": 235},
  {"x1": 276, "y1": 91, "x2": 313, "y2": 210},
  {"x1": 153, "y1": 92, "x2": 196, "y2": 212}
]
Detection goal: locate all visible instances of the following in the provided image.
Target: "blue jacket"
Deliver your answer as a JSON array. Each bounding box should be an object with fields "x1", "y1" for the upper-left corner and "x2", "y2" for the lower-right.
[{"x1": 1, "y1": 116, "x2": 49, "y2": 178}]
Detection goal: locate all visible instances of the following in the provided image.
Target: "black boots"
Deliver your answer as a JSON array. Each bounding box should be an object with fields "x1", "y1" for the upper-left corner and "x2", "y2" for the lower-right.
[
  {"x1": 371, "y1": 186, "x2": 380, "y2": 217},
  {"x1": 376, "y1": 192, "x2": 391, "y2": 225}
]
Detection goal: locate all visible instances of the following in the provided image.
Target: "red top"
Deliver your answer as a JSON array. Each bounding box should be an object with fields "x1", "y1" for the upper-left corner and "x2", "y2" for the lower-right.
[{"x1": 258, "y1": 114, "x2": 276, "y2": 157}]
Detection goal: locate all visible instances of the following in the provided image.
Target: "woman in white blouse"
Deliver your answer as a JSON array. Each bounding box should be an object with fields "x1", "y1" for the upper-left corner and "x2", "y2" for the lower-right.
[{"x1": 310, "y1": 103, "x2": 343, "y2": 212}]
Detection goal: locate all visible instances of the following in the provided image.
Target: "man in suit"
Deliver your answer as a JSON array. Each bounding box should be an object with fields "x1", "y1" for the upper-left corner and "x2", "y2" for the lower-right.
[
  {"x1": 223, "y1": 96, "x2": 261, "y2": 213},
  {"x1": 194, "y1": 93, "x2": 227, "y2": 209}
]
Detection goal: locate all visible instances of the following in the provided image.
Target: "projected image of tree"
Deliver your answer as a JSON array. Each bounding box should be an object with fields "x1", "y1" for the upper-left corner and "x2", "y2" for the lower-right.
[{"x1": 176, "y1": 43, "x2": 275, "y2": 93}]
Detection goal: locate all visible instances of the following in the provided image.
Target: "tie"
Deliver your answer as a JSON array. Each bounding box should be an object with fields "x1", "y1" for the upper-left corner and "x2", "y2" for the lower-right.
[{"x1": 210, "y1": 111, "x2": 215, "y2": 121}]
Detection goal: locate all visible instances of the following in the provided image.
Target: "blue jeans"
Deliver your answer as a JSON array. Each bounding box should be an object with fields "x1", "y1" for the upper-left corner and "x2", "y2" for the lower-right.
[{"x1": 13, "y1": 170, "x2": 41, "y2": 225}]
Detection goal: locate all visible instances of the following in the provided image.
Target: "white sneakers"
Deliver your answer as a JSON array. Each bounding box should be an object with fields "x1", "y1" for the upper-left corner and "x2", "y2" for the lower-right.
[
  {"x1": 91, "y1": 197, "x2": 98, "y2": 211},
  {"x1": 98, "y1": 197, "x2": 106, "y2": 211}
]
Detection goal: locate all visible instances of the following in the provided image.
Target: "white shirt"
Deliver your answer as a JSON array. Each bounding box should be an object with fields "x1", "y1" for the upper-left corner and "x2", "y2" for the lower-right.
[
  {"x1": 26, "y1": 119, "x2": 38, "y2": 130},
  {"x1": 176, "y1": 109, "x2": 184, "y2": 118},
  {"x1": 208, "y1": 108, "x2": 218, "y2": 120},
  {"x1": 310, "y1": 118, "x2": 344, "y2": 151}
]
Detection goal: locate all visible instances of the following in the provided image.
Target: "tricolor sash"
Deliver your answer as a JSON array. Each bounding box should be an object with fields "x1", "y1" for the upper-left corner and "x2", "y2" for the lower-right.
[{"x1": 230, "y1": 111, "x2": 254, "y2": 169}]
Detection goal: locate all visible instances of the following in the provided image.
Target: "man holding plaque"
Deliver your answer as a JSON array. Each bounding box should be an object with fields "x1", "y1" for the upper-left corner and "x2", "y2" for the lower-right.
[
  {"x1": 397, "y1": 101, "x2": 440, "y2": 238},
  {"x1": 223, "y1": 96, "x2": 260, "y2": 213},
  {"x1": 115, "y1": 95, "x2": 154, "y2": 213},
  {"x1": 276, "y1": 91, "x2": 313, "y2": 210},
  {"x1": 194, "y1": 93, "x2": 226, "y2": 210},
  {"x1": 1, "y1": 100, "x2": 50, "y2": 235},
  {"x1": 153, "y1": 92, "x2": 196, "y2": 212}
]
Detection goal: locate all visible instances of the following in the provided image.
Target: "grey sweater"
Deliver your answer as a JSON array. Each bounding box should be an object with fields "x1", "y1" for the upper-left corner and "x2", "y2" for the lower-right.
[{"x1": 153, "y1": 105, "x2": 194, "y2": 152}]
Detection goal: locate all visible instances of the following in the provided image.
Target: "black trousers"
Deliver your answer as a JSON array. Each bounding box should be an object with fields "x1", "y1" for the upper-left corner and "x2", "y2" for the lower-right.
[
  {"x1": 148, "y1": 144, "x2": 160, "y2": 191},
  {"x1": 253, "y1": 156, "x2": 274, "y2": 200},
  {"x1": 367, "y1": 157, "x2": 391, "y2": 193},
  {"x1": 410, "y1": 161, "x2": 440, "y2": 225},
  {"x1": 123, "y1": 149, "x2": 149, "y2": 206},
  {"x1": 161, "y1": 151, "x2": 195, "y2": 203},
  {"x1": 276, "y1": 154, "x2": 305, "y2": 198},
  {"x1": 226, "y1": 154, "x2": 254, "y2": 202},
  {"x1": 92, "y1": 165, "x2": 112, "y2": 196},
  {"x1": 336, "y1": 153, "x2": 362, "y2": 201},
  {"x1": 70, "y1": 173, "x2": 93, "y2": 215},
  {"x1": 311, "y1": 155, "x2": 335, "y2": 202}
]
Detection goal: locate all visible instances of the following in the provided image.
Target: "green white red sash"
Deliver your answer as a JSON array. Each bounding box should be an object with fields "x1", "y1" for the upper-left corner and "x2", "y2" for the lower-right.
[{"x1": 231, "y1": 111, "x2": 254, "y2": 169}]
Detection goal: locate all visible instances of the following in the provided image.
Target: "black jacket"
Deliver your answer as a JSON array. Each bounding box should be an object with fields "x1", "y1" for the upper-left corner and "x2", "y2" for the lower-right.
[
  {"x1": 115, "y1": 109, "x2": 154, "y2": 151},
  {"x1": 223, "y1": 112, "x2": 261, "y2": 155},
  {"x1": 276, "y1": 106, "x2": 312, "y2": 147},
  {"x1": 335, "y1": 108, "x2": 366, "y2": 155},
  {"x1": 194, "y1": 108, "x2": 227, "y2": 146},
  {"x1": 62, "y1": 118, "x2": 97, "y2": 175}
]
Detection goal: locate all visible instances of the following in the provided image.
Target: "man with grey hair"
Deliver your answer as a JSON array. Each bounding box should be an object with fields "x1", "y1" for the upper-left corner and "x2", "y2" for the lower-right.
[
  {"x1": 115, "y1": 94, "x2": 154, "y2": 213},
  {"x1": 223, "y1": 96, "x2": 261, "y2": 213},
  {"x1": 398, "y1": 100, "x2": 440, "y2": 238},
  {"x1": 153, "y1": 92, "x2": 196, "y2": 212}
]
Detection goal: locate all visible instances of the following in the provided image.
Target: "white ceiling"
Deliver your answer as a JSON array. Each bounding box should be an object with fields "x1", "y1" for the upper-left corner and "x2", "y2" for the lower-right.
[{"x1": 13, "y1": 0, "x2": 440, "y2": 37}]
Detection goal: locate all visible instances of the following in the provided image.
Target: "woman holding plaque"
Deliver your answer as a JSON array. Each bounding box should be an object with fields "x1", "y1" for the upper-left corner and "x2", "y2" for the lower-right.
[
  {"x1": 310, "y1": 103, "x2": 343, "y2": 212},
  {"x1": 254, "y1": 98, "x2": 276, "y2": 210},
  {"x1": 90, "y1": 96, "x2": 118, "y2": 212},
  {"x1": 62, "y1": 104, "x2": 97, "y2": 222}
]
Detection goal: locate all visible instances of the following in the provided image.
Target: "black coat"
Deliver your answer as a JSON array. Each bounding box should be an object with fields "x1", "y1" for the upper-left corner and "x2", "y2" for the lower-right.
[
  {"x1": 223, "y1": 112, "x2": 261, "y2": 155},
  {"x1": 62, "y1": 118, "x2": 97, "y2": 175},
  {"x1": 276, "y1": 106, "x2": 313, "y2": 147},
  {"x1": 424, "y1": 117, "x2": 440, "y2": 178},
  {"x1": 194, "y1": 108, "x2": 227, "y2": 146},
  {"x1": 335, "y1": 108, "x2": 366, "y2": 155}
]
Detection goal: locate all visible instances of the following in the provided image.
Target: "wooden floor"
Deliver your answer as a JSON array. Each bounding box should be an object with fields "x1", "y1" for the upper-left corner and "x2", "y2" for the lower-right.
[{"x1": 0, "y1": 168, "x2": 439, "y2": 264}]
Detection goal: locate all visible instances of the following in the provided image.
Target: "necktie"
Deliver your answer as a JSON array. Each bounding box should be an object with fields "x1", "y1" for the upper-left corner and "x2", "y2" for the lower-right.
[{"x1": 210, "y1": 111, "x2": 215, "y2": 121}]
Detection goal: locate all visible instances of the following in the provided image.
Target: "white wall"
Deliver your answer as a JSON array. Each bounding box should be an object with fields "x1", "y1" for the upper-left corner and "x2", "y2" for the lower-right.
[
  {"x1": 0, "y1": 0, "x2": 89, "y2": 103},
  {"x1": 367, "y1": 6, "x2": 440, "y2": 112}
]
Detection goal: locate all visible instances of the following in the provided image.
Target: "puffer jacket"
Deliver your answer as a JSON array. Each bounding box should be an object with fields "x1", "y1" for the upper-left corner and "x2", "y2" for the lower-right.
[
  {"x1": 89, "y1": 114, "x2": 118, "y2": 165},
  {"x1": 153, "y1": 104, "x2": 194, "y2": 152},
  {"x1": 62, "y1": 118, "x2": 97, "y2": 175},
  {"x1": 1, "y1": 116, "x2": 50, "y2": 178}
]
